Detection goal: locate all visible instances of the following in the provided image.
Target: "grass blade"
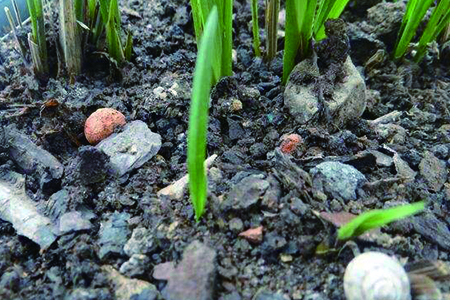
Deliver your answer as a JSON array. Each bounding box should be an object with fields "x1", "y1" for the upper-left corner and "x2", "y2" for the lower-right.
[
  {"x1": 188, "y1": 6, "x2": 219, "y2": 222},
  {"x1": 265, "y1": 0, "x2": 279, "y2": 62},
  {"x1": 282, "y1": 0, "x2": 305, "y2": 84},
  {"x1": 251, "y1": 0, "x2": 261, "y2": 56},
  {"x1": 26, "y1": 0, "x2": 49, "y2": 75},
  {"x1": 221, "y1": 0, "x2": 233, "y2": 76},
  {"x1": 315, "y1": 0, "x2": 350, "y2": 40},
  {"x1": 124, "y1": 27, "x2": 133, "y2": 61},
  {"x1": 415, "y1": 0, "x2": 450, "y2": 61},
  {"x1": 337, "y1": 202, "x2": 425, "y2": 240},
  {"x1": 105, "y1": 0, "x2": 124, "y2": 64},
  {"x1": 394, "y1": 0, "x2": 434, "y2": 59},
  {"x1": 190, "y1": 0, "x2": 203, "y2": 43}
]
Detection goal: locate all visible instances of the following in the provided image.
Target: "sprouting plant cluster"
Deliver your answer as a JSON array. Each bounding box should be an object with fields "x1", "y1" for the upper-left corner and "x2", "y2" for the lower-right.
[
  {"x1": 9, "y1": 0, "x2": 132, "y2": 82},
  {"x1": 394, "y1": 0, "x2": 450, "y2": 62},
  {"x1": 187, "y1": 0, "x2": 448, "y2": 222}
]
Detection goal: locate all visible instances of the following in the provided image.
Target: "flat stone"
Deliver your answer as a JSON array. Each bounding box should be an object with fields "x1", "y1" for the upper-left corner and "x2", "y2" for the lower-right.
[
  {"x1": 419, "y1": 151, "x2": 448, "y2": 192},
  {"x1": 310, "y1": 161, "x2": 366, "y2": 201},
  {"x1": 153, "y1": 240, "x2": 216, "y2": 300},
  {"x1": 412, "y1": 213, "x2": 450, "y2": 250},
  {"x1": 0, "y1": 171, "x2": 56, "y2": 250},
  {"x1": 97, "y1": 120, "x2": 161, "y2": 177},
  {"x1": 225, "y1": 174, "x2": 270, "y2": 210}
]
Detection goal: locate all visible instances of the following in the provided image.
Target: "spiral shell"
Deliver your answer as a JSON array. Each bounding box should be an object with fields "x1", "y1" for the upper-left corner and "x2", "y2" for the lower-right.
[{"x1": 344, "y1": 252, "x2": 411, "y2": 300}]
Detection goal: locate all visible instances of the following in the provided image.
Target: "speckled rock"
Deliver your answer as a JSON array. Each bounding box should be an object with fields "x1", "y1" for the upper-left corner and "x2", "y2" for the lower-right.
[
  {"x1": 310, "y1": 161, "x2": 366, "y2": 201},
  {"x1": 96, "y1": 120, "x2": 162, "y2": 177},
  {"x1": 284, "y1": 56, "x2": 366, "y2": 127}
]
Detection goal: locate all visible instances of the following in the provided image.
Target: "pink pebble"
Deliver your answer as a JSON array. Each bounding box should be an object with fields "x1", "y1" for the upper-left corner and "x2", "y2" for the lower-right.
[{"x1": 84, "y1": 108, "x2": 126, "y2": 144}]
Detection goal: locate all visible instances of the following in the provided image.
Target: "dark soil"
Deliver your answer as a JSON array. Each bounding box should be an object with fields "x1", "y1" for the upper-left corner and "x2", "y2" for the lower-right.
[{"x1": 0, "y1": 0, "x2": 449, "y2": 299}]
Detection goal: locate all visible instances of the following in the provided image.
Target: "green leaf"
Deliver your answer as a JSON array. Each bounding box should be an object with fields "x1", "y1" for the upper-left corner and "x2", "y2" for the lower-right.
[
  {"x1": 124, "y1": 29, "x2": 133, "y2": 61},
  {"x1": 188, "y1": 7, "x2": 219, "y2": 222},
  {"x1": 337, "y1": 202, "x2": 425, "y2": 241},
  {"x1": 415, "y1": 0, "x2": 450, "y2": 62},
  {"x1": 105, "y1": 0, "x2": 124, "y2": 64},
  {"x1": 26, "y1": 0, "x2": 49, "y2": 75},
  {"x1": 394, "y1": 0, "x2": 434, "y2": 59},
  {"x1": 251, "y1": 0, "x2": 261, "y2": 57}
]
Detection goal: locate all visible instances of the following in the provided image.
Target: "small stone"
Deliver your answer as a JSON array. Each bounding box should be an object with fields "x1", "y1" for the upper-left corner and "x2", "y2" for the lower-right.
[
  {"x1": 279, "y1": 134, "x2": 302, "y2": 154},
  {"x1": 253, "y1": 289, "x2": 285, "y2": 300},
  {"x1": 120, "y1": 254, "x2": 150, "y2": 278},
  {"x1": 153, "y1": 240, "x2": 216, "y2": 300},
  {"x1": 102, "y1": 265, "x2": 157, "y2": 300},
  {"x1": 225, "y1": 174, "x2": 269, "y2": 210},
  {"x1": 431, "y1": 144, "x2": 449, "y2": 159},
  {"x1": 58, "y1": 211, "x2": 92, "y2": 235},
  {"x1": 124, "y1": 227, "x2": 157, "y2": 257},
  {"x1": 153, "y1": 86, "x2": 167, "y2": 99},
  {"x1": 84, "y1": 108, "x2": 126, "y2": 144},
  {"x1": 96, "y1": 120, "x2": 162, "y2": 177},
  {"x1": 97, "y1": 212, "x2": 130, "y2": 259},
  {"x1": 310, "y1": 162, "x2": 366, "y2": 201},
  {"x1": 280, "y1": 254, "x2": 293, "y2": 262},
  {"x1": 239, "y1": 226, "x2": 263, "y2": 244},
  {"x1": 229, "y1": 218, "x2": 244, "y2": 233},
  {"x1": 230, "y1": 99, "x2": 243, "y2": 112}
]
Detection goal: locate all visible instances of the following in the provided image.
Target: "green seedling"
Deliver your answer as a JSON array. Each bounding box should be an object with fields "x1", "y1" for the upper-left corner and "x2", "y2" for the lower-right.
[
  {"x1": 251, "y1": 0, "x2": 261, "y2": 57},
  {"x1": 394, "y1": 0, "x2": 450, "y2": 62},
  {"x1": 188, "y1": 7, "x2": 220, "y2": 222},
  {"x1": 26, "y1": 0, "x2": 49, "y2": 76},
  {"x1": 282, "y1": 0, "x2": 351, "y2": 84},
  {"x1": 337, "y1": 201, "x2": 425, "y2": 241},
  {"x1": 189, "y1": 0, "x2": 233, "y2": 83},
  {"x1": 104, "y1": 0, "x2": 125, "y2": 64}
]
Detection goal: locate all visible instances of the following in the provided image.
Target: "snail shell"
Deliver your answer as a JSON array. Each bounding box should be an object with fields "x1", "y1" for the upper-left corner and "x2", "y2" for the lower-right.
[{"x1": 344, "y1": 252, "x2": 411, "y2": 300}]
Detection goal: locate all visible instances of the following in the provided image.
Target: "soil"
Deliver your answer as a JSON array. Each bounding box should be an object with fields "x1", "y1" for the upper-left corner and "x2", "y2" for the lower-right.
[{"x1": 0, "y1": 0, "x2": 449, "y2": 299}]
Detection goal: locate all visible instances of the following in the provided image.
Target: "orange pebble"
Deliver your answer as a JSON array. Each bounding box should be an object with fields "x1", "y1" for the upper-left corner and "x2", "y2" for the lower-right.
[
  {"x1": 84, "y1": 108, "x2": 126, "y2": 144},
  {"x1": 280, "y1": 134, "x2": 302, "y2": 154}
]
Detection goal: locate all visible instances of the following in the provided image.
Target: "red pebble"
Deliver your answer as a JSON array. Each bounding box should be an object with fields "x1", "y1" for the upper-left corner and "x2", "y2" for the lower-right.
[
  {"x1": 280, "y1": 134, "x2": 302, "y2": 154},
  {"x1": 84, "y1": 108, "x2": 126, "y2": 144},
  {"x1": 238, "y1": 226, "x2": 263, "y2": 244}
]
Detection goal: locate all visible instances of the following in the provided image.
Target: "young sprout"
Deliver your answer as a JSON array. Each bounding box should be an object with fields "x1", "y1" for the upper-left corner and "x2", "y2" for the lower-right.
[
  {"x1": 282, "y1": 0, "x2": 351, "y2": 84},
  {"x1": 251, "y1": 0, "x2": 261, "y2": 57},
  {"x1": 188, "y1": 6, "x2": 221, "y2": 222},
  {"x1": 189, "y1": 0, "x2": 233, "y2": 83},
  {"x1": 337, "y1": 201, "x2": 425, "y2": 241}
]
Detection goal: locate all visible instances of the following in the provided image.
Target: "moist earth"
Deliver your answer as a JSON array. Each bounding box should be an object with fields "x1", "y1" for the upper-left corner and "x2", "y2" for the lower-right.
[{"x1": 0, "y1": 0, "x2": 449, "y2": 299}]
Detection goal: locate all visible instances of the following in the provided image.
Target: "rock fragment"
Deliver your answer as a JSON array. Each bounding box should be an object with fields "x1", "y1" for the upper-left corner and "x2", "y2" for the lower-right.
[
  {"x1": 419, "y1": 151, "x2": 448, "y2": 192},
  {"x1": 0, "y1": 171, "x2": 56, "y2": 250},
  {"x1": 284, "y1": 57, "x2": 366, "y2": 127},
  {"x1": 103, "y1": 265, "x2": 158, "y2": 300},
  {"x1": 224, "y1": 174, "x2": 270, "y2": 210},
  {"x1": 97, "y1": 212, "x2": 130, "y2": 259},
  {"x1": 239, "y1": 226, "x2": 263, "y2": 244},
  {"x1": 310, "y1": 161, "x2": 366, "y2": 201},
  {"x1": 96, "y1": 120, "x2": 161, "y2": 177},
  {"x1": 153, "y1": 240, "x2": 216, "y2": 300}
]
